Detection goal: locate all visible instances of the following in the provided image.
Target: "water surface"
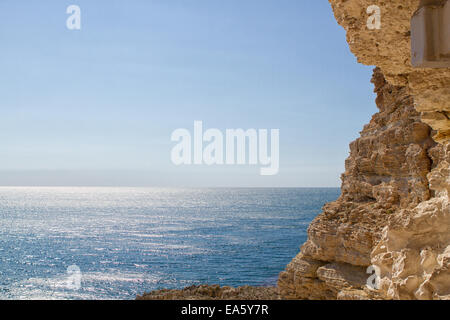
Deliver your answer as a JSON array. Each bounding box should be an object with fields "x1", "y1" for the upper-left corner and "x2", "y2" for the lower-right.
[{"x1": 0, "y1": 187, "x2": 339, "y2": 299}]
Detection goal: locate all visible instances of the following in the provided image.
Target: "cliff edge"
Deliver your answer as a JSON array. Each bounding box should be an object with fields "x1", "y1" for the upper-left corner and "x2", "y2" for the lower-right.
[
  {"x1": 138, "y1": 0, "x2": 449, "y2": 300},
  {"x1": 278, "y1": 0, "x2": 449, "y2": 300}
]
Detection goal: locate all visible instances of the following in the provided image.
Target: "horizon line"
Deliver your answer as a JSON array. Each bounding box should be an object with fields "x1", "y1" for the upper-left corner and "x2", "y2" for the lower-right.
[{"x1": 0, "y1": 185, "x2": 341, "y2": 189}]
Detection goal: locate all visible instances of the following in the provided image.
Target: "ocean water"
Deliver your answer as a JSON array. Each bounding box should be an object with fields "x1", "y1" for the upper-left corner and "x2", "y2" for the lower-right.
[{"x1": 0, "y1": 187, "x2": 340, "y2": 300}]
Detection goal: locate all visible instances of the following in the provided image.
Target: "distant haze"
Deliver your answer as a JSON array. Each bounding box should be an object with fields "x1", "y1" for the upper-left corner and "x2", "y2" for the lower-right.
[{"x1": 0, "y1": 1, "x2": 376, "y2": 187}]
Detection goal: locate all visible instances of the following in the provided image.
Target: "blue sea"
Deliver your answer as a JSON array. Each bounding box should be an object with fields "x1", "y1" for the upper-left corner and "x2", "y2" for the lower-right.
[{"x1": 0, "y1": 187, "x2": 339, "y2": 300}]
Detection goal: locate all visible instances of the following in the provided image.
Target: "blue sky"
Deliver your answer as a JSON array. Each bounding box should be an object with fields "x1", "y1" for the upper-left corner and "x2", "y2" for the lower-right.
[{"x1": 0, "y1": 0, "x2": 376, "y2": 187}]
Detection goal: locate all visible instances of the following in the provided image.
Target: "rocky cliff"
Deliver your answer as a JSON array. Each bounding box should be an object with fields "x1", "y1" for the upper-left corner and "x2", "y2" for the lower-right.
[
  {"x1": 138, "y1": 0, "x2": 449, "y2": 301},
  {"x1": 137, "y1": 285, "x2": 279, "y2": 300},
  {"x1": 278, "y1": 0, "x2": 449, "y2": 300}
]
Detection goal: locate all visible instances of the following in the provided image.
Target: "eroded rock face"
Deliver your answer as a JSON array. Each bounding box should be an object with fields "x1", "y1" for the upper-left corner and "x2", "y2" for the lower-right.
[
  {"x1": 330, "y1": 0, "x2": 450, "y2": 142},
  {"x1": 279, "y1": 69, "x2": 445, "y2": 299},
  {"x1": 279, "y1": 0, "x2": 449, "y2": 300},
  {"x1": 136, "y1": 285, "x2": 280, "y2": 300},
  {"x1": 372, "y1": 143, "x2": 449, "y2": 300}
]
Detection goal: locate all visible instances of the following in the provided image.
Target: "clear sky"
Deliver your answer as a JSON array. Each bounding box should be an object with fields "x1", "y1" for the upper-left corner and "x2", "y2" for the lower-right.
[{"x1": 0, "y1": 0, "x2": 376, "y2": 187}]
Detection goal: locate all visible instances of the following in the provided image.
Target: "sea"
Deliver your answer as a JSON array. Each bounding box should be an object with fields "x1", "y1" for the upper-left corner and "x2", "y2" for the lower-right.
[{"x1": 0, "y1": 187, "x2": 340, "y2": 300}]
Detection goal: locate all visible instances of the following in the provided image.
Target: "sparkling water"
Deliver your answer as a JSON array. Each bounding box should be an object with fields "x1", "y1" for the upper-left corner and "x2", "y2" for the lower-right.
[{"x1": 0, "y1": 187, "x2": 339, "y2": 300}]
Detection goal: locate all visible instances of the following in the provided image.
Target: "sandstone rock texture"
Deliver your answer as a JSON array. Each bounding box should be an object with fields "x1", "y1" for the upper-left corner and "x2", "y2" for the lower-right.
[
  {"x1": 330, "y1": 0, "x2": 450, "y2": 142},
  {"x1": 137, "y1": 285, "x2": 280, "y2": 300},
  {"x1": 278, "y1": 0, "x2": 449, "y2": 300}
]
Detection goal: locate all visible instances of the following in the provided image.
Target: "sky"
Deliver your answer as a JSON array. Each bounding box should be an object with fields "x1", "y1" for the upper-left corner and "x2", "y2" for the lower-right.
[{"x1": 0, "y1": 0, "x2": 376, "y2": 187}]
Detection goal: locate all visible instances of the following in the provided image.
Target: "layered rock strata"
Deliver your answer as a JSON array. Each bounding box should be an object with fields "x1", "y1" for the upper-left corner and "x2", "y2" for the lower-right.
[{"x1": 278, "y1": 0, "x2": 449, "y2": 300}]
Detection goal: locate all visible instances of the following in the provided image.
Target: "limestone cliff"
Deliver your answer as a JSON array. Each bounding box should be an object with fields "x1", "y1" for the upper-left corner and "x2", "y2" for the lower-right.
[
  {"x1": 139, "y1": 0, "x2": 449, "y2": 301},
  {"x1": 278, "y1": 0, "x2": 449, "y2": 300},
  {"x1": 330, "y1": 0, "x2": 450, "y2": 142}
]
